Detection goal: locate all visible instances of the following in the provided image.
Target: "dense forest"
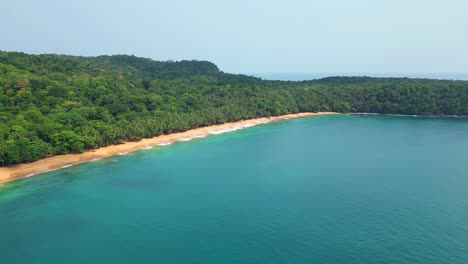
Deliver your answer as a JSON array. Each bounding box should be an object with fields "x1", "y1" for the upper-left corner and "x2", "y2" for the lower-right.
[{"x1": 0, "y1": 51, "x2": 467, "y2": 165}]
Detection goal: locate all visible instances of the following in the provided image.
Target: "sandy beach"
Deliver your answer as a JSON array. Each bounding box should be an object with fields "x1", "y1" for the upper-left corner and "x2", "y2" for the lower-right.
[{"x1": 0, "y1": 112, "x2": 337, "y2": 185}]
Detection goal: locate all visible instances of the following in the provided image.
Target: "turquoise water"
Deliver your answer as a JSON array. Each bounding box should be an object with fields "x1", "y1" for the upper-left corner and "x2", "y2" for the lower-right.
[{"x1": 1, "y1": 115, "x2": 468, "y2": 263}]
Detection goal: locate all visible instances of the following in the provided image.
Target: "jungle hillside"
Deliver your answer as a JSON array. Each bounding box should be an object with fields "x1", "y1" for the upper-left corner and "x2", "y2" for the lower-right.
[{"x1": 0, "y1": 51, "x2": 466, "y2": 165}]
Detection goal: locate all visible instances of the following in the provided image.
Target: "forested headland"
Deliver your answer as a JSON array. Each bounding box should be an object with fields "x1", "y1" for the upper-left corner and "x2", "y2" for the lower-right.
[{"x1": 0, "y1": 51, "x2": 466, "y2": 165}]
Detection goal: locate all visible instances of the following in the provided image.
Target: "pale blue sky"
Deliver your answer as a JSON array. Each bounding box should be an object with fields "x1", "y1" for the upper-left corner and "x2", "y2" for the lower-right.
[{"x1": 2, "y1": 0, "x2": 468, "y2": 75}]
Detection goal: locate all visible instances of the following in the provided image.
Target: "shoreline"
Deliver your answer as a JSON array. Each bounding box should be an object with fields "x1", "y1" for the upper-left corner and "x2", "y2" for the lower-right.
[{"x1": 0, "y1": 112, "x2": 337, "y2": 185}]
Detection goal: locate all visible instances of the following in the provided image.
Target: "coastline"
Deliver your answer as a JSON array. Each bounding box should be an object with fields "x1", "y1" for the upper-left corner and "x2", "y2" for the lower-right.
[{"x1": 0, "y1": 112, "x2": 337, "y2": 185}]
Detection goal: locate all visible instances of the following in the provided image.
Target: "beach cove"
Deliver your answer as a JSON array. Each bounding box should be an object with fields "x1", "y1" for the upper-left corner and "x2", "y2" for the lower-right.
[
  {"x1": 1, "y1": 115, "x2": 468, "y2": 263},
  {"x1": 0, "y1": 112, "x2": 337, "y2": 185}
]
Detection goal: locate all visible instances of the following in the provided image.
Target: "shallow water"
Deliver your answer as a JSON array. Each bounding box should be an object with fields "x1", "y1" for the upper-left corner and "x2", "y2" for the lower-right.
[{"x1": 1, "y1": 115, "x2": 468, "y2": 264}]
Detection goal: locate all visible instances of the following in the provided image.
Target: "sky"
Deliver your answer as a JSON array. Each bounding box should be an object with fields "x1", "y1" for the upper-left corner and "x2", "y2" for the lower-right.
[{"x1": 2, "y1": 0, "x2": 468, "y2": 75}]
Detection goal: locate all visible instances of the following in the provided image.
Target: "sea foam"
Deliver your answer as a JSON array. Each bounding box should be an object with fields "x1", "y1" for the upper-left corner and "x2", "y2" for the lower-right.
[
  {"x1": 177, "y1": 137, "x2": 193, "y2": 142},
  {"x1": 208, "y1": 126, "x2": 244, "y2": 135},
  {"x1": 243, "y1": 123, "x2": 256, "y2": 128},
  {"x1": 255, "y1": 120, "x2": 270, "y2": 124}
]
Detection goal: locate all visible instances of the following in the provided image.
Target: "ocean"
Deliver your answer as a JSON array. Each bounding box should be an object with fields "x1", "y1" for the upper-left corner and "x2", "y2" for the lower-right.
[{"x1": 1, "y1": 115, "x2": 468, "y2": 263}]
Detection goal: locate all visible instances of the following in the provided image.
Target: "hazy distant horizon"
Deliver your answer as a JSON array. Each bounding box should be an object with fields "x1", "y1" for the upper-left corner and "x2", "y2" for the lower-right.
[
  {"x1": 5, "y1": 48, "x2": 467, "y2": 82},
  {"x1": 3, "y1": 48, "x2": 467, "y2": 81},
  {"x1": 2, "y1": 0, "x2": 468, "y2": 74},
  {"x1": 248, "y1": 72, "x2": 468, "y2": 81}
]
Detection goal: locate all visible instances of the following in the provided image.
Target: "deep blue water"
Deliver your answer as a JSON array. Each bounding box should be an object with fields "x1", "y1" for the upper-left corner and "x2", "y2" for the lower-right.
[{"x1": 1, "y1": 115, "x2": 468, "y2": 263}]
